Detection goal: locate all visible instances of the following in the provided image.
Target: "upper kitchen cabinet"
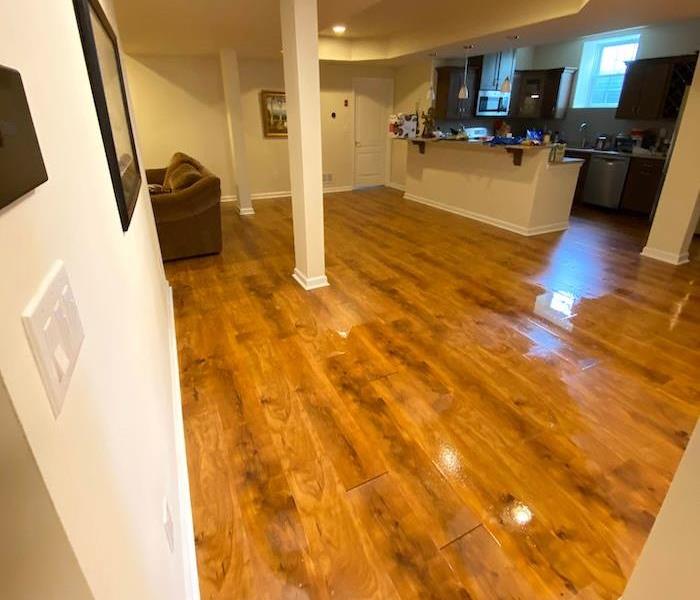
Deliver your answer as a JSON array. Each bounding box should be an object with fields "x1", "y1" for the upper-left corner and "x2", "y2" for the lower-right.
[
  {"x1": 616, "y1": 54, "x2": 697, "y2": 120},
  {"x1": 480, "y1": 51, "x2": 515, "y2": 91},
  {"x1": 509, "y1": 68, "x2": 576, "y2": 119},
  {"x1": 434, "y1": 60, "x2": 481, "y2": 120}
]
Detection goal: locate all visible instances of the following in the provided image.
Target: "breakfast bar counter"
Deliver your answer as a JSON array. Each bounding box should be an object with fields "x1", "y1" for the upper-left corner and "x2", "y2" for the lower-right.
[{"x1": 403, "y1": 139, "x2": 583, "y2": 236}]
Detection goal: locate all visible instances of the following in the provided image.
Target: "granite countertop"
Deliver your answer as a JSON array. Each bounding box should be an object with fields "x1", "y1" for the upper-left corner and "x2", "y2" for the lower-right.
[{"x1": 565, "y1": 147, "x2": 667, "y2": 161}]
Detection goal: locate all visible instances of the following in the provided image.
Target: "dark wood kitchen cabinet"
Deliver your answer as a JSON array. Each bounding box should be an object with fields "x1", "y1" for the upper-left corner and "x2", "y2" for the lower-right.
[
  {"x1": 564, "y1": 149, "x2": 591, "y2": 204},
  {"x1": 434, "y1": 64, "x2": 480, "y2": 120},
  {"x1": 620, "y1": 157, "x2": 664, "y2": 215},
  {"x1": 509, "y1": 68, "x2": 576, "y2": 119},
  {"x1": 616, "y1": 54, "x2": 697, "y2": 120},
  {"x1": 481, "y1": 51, "x2": 515, "y2": 91}
]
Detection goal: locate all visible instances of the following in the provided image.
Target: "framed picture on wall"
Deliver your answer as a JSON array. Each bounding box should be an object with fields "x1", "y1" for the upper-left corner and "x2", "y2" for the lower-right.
[
  {"x1": 260, "y1": 90, "x2": 288, "y2": 138},
  {"x1": 73, "y1": 0, "x2": 141, "y2": 231}
]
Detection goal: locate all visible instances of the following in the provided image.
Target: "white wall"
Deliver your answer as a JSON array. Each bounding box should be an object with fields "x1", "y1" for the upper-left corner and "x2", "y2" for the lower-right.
[
  {"x1": 125, "y1": 55, "x2": 236, "y2": 196},
  {"x1": 0, "y1": 1, "x2": 190, "y2": 599}
]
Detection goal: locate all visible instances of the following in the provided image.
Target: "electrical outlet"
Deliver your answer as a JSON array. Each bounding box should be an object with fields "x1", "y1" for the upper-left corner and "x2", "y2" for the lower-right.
[
  {"x1": 323, "y1": 173, "x2": 333, "y2": 184},
  {"x1": 163, "y1": 497, "x2": 175, "y2": 553}
]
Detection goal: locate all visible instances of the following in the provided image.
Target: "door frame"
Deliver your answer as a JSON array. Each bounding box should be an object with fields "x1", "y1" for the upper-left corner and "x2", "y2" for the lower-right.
[{"x1": 352, "y1": 77, "x2": 394, "y2": 190}]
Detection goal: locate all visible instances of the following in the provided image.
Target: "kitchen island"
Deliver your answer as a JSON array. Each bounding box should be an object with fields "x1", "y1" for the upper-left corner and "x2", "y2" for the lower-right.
[{"x1": 404, "y1": 139, "x2": 583, "y2": 236}]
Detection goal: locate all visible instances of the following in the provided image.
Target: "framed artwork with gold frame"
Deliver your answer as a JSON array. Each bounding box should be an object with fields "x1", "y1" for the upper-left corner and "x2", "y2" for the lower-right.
[{"x1": 260, "y1": 90, "x2": 287, "y2": 138}]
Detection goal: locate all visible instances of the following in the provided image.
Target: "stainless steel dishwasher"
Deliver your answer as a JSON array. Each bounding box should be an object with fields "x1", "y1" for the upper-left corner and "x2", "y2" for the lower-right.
[{"x1": 582, "y1": 154, "x2": 630, "y2": 209}]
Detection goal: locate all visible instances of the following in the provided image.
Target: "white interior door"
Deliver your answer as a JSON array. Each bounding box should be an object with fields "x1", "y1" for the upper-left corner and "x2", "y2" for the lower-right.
[{"x1": 353, "y1": 78, "x2": 393, "y2": 189}]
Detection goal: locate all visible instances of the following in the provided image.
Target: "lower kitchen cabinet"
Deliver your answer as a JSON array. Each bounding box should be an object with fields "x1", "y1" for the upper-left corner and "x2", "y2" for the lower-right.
[
  {"x1": 564, "y1": 149, "x2": 590, "y2": 204},
  {"x1": 620, "y1": 157, "x2": 664, "y2": 215}
]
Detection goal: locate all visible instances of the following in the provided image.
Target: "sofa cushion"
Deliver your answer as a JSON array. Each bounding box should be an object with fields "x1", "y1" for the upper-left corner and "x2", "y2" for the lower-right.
[
  {"x1": 163, "y1": 152, "x2": 201, "y2": 188},
  {"x1": 167, "y1": 163, "x2": 202, "y2": 191}
]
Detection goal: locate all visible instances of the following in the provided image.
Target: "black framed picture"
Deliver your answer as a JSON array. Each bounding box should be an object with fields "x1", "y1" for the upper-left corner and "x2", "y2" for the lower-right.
[{"x1": 73, "y1": 0, "x2": 141, "y2": 231}]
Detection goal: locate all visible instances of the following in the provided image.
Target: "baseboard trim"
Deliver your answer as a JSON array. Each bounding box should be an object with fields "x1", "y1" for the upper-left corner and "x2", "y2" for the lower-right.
[
  {"x1": 403, "y1": 192, "x2": 569, "y2": 237},
  {"x1": 641, "y1": 246, "x2": 690, "y2": 265},
  {"x1": 166, "y1": 287, "x2": 201, "y2": 600},
  {"x1": 221, "y1": 191, "x2": 291, "y2": 202},
  {"x1": 387, "y1": 181, "x2": 406, "y2": 192},
  {"x1": 238, "y1": 206, "x2": 255, "y2": 215},
  {"x1": 223, "y1": 187, "x2": 352, "y2": 204},
  {"x1": 252, "y1": 190, "x2": 291, "y2": 199},
  {"x1": 292, "y1": 268, "x2": 330, "y2": 291}
]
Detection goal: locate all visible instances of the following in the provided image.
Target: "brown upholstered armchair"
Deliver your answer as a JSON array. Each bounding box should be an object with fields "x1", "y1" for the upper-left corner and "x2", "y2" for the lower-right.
[{"x1": 147, "y1": 152, "x2": 222, "y2": 261}]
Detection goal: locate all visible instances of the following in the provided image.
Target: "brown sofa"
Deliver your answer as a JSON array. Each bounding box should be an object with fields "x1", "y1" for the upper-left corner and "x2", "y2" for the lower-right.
[{"x1": 147, "y1": 152, "x2": 222, "y2": 261}]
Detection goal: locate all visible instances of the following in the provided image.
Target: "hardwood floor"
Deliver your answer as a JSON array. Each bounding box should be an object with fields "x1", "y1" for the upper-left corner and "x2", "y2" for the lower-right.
[{"x1": 167, "y1": 188, "x2": 700, "y2": 600}]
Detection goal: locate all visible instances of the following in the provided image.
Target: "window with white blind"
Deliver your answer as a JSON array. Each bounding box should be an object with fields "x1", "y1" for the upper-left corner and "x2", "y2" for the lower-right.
[{"x1": 573, "y1": 33, "x2": 641, "y2": 108}]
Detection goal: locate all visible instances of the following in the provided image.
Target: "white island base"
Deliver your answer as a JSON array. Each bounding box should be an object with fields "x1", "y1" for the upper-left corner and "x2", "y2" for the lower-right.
[{"x1": 404, "y1": 141, "x2": 584, "y2": 236}]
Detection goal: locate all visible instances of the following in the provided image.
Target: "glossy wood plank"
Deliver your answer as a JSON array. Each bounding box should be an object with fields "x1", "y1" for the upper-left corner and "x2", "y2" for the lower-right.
[{"x1": 168, "y1": 188, "x2": 700, "y2": 599}]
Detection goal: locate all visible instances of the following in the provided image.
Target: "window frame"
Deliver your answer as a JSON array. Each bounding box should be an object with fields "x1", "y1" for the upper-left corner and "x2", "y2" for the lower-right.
[{"x1": 573, "y1": 32, "x2": 641, "y2": 109}]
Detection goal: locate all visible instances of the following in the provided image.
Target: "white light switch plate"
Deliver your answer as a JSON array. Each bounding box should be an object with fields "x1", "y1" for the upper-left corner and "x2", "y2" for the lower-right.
[{"x1": 22, "y1": 261, "x2": 84, "y2": 418}]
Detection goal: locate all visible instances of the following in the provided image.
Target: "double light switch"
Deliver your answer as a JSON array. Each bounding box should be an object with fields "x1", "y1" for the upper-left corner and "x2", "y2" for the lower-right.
[{"x1": 22, "y1": 260, "x2": 84, "y2": 418}]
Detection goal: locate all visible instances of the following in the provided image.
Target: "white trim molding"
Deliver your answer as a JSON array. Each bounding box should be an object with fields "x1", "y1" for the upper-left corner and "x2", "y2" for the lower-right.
[
  {"x1": 641, "y1": 246, "x2": 690, "y2": 265},
  {"x1": 292, "y1": 268, "x2": 330, "y2": 290},
  {"x1": 387, "y1": 181, "x2": 406, "y2": 192},
  {"x1": 166, "y1": 287, "x2": 201, "y2": 600},
  {"x1": 223, "y1": 187, "x2": 352, "y2": 206},
  {"x1": 403, "y1": 192, "x2": 569, "y2": 237},
  {"x1": 324, "y1": 185, "x2": 354, "y2": 193},
  {"x1": 252, "y1": 190, "x2": 292, "y2": 199},
  {"x1": 238, "y1": 207, "x2": 255, "y2": 215}
]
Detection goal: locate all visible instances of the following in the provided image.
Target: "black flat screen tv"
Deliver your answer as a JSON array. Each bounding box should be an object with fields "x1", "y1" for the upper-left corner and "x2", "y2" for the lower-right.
[{"x1": 0, "y1": 65, "x2": 48, "y2": 209}]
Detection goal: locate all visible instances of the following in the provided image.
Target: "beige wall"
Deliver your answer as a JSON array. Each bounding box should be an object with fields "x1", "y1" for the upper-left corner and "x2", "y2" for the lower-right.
[
  {"x1": 1, "y1": 1, "x2": 190, "y2": 598},
  {"x1": 126, "y1": 54, "x2": 236, "y2": 196},
  {"x1": 643, "y1": 60, "x2": 700, "y2": 263},
  {"x1": 390, "y1": 59, "x2": 433, "y2": 188},
  {"x1": 530, "y1": 18, "x2": 700, "y2": 69},
  {"x1": 127, "y1": 55, "x2": 395, "y2": 197},
  {"x1": 320, "y1": 62, "x2": 395, "y2": 190},
  {"x1": 622, "y1": 424, "x2": 700, "y2": 599},
  {"x1": 0, "y1": 375, "x2": 93, "y2": 600}
]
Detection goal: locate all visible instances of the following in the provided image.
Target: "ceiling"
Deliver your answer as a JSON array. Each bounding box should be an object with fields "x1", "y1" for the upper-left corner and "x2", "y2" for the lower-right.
[
  {"x1": 113, "y1": 0, "x2": 382, "y2": 57},
  {"x1": 113, "y1": 0, "x2": 700, "y2": 61}
]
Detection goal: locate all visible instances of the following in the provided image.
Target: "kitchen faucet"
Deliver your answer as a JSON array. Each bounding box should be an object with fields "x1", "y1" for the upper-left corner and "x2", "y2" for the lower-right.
[{"x1": 579, "y1": 122, "x2": 589, "y2": 148}]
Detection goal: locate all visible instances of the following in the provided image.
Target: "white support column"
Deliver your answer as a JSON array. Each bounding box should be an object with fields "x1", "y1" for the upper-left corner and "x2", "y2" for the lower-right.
[
  {"x1": 642, "y1": 61, "x2": 700, "y2": 265},
  {"x1": 280, "y1": 0, "x2": 329, "y2": 290},
  {"x1": 220, "y1": 49, "x2": 254, "y2": 215}
]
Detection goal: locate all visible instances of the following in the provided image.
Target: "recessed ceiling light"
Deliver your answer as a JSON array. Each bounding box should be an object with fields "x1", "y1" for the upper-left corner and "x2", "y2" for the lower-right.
[
  {"x1": 507, "y1": 34, "x2": 520, "y2": 40},
  {"x1": 332, "y1": 24, "x2": 346, "y2": 35},
  {"x1": 464, "y1": 44, "x2": 475, "y2": 50}
]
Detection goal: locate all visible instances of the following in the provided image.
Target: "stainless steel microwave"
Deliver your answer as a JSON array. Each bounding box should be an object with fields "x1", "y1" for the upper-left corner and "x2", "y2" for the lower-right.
[{"x1": 476, "y1": 90, "x2": 511, "y2": 116}]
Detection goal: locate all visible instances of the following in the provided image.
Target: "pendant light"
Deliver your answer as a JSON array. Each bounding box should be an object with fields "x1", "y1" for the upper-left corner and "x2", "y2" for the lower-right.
[{"x1": 458, "y1": 45, "x2": 471, "y2": 100}]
